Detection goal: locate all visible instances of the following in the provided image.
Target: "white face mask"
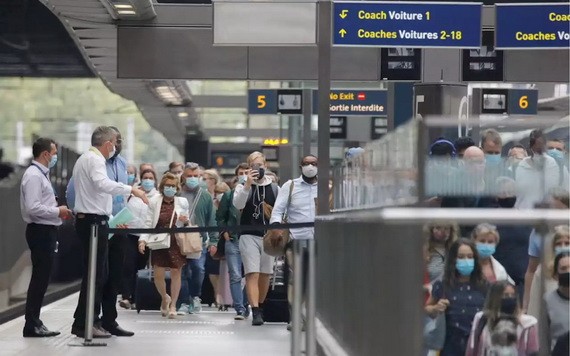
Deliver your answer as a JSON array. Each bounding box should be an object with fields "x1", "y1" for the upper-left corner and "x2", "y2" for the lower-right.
[
  {"x1": 108, "y1": 143, "x2": 116, "y2": 159},
  {"x1": 302, "y1": 165, "x2": 318, "y2": 178}
]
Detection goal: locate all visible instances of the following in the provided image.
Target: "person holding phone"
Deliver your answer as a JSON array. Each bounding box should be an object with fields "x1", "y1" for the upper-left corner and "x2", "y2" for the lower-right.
[{"x1": 233, "y1": 151, "x2": 279, "y2": 326}]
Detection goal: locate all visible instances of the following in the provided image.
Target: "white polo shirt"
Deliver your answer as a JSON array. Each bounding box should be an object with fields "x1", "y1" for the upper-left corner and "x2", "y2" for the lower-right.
[{"x1": 72, "y1": 147, "x2": 132, "y2": 216}]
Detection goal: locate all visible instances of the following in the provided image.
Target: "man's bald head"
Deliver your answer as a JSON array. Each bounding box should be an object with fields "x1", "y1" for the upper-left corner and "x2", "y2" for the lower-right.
[{"x1": 463, "y1": 146, "x2": 485, "y2": 163}]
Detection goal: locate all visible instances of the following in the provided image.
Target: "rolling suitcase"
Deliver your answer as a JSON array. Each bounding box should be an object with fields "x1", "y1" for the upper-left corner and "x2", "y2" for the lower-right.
[
  {"x1": 135, "y1": 263, "x2": 171, "y2": 313},
  {"x1": 262, "y1": 257, "x2": 290, "y2": 323}
]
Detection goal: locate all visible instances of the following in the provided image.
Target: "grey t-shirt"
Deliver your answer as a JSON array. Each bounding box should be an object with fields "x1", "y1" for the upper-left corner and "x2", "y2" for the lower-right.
[{"x1": 544, "y1": 289, "x2": 570, "y2": 349}]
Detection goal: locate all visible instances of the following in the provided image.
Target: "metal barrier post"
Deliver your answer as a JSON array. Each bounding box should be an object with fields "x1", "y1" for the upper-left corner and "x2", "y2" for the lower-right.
[
  {"x1": 70, "y1": 224, "x2": 106, "y2": 347},
  {"x1": 291, "y1": 239, "x2": 304, "y2": 356},
  {"x1": 305, "y1": 239, "x2": 316, "y2": 356}
]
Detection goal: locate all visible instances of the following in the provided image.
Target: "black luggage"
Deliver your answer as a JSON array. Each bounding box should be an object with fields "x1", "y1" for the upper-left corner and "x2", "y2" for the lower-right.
[
  {"x1": 262, "y1": 257, "x2": 290, "y2": 323},
  {"x1": 135, "y1": 268, "x2": 171, "y2": 313}
]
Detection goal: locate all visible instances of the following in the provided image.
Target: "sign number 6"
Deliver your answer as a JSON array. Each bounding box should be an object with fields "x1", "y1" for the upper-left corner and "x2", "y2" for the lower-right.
[{"x1": 519, "y1": 95, "x2": 528, "y2": 109}]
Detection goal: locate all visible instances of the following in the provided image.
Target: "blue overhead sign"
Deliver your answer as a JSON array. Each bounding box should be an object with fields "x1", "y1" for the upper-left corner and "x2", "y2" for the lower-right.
[
  {"x1": 508, "y1": 89, "x2": 538, "y2": 115},
  {"x1": 333, "y1": 1, "x2": 482, "y2": 48},
  {"x1": 248, "y1": 89, "x2": 277, "y2": 115},
  {"x1": 312, "y1": 90, "x2": 387, "y2": 116},
  {"x1": 495, "y1": 3, "x2": 570, "y2": 49}
]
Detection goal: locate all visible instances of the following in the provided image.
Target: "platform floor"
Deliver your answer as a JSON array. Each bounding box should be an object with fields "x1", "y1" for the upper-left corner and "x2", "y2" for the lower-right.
[{"x1": 0, "y1": 293, "x2": 290, "y2": 356}]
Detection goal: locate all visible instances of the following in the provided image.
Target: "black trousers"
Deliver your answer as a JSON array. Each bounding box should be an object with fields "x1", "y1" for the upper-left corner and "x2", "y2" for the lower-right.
[
  {"x1": 103, "y1": 234, "x2": 125, "y2": 328},
  {"x1": 73, "y1": 215, "x2": 111, "y2": 329},
  {"x1": 24, "y1": 223, "x2": 57, "y2": 329},
  {"x1": 121, "y1": 234, "x2": 148, "y2": 301}
]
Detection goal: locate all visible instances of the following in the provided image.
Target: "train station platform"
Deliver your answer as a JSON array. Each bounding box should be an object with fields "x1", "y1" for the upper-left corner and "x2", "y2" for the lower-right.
[{"x1": 0, "y1": 293, "x2": 290, "y2": 356}]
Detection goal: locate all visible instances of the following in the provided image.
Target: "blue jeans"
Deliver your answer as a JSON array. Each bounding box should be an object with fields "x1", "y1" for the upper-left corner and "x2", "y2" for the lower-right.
[
  {"x1": 177, "y1": 247, "x2": 207, "y2": 308},
  {"x1": 225, "y1": 240, "x2": 245, "y2": 313}
]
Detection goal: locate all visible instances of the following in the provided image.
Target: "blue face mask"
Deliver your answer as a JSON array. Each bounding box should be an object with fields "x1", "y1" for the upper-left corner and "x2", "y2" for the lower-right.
[
  {"x1": 141, "y1": 179, "x2": 155, "y2": 192},
  {"x1": 456, "y1": 258, "x2": 475, "y2": 276},
  {"x1": 127, "y1": 174, "x2": 135, "y2": 185},
  {"x1": 485, "y1": 154, "x2": 502, "y2": 166},
  {"x1": 555, "y1": 246, "x2": 570, "y2": 256},
  {"x1": 186, "y1": 177, "x2": 200, "y2": 189},
  {"x1": 476, "y1": 243, "x2": 496, "y2": 259},
  {"x1": 48, "y1": 154, "x2": 58, "y2": 169},
  {"x1": 163, "y1": 186, "x2": 177, "y2": 198},
  {"x1": 547, "y1": 149, "x2": 564, "y2": 162},
  {"x1": 238, "y1": 175, "x2": 247, "y2": 184}
]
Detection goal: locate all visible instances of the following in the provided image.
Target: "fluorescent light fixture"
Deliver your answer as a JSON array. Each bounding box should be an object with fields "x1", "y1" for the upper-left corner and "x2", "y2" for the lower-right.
[
  {"x1": 178, "y1": 112, "x2": 189, "y2": 118},
  {"x1": 113, "y1": 4, "x2": 133, "y2": 9},
  {"x1": 149, "y1": 81, "x2": 192, "y2": 106},
  {"x1": 117, "y1": 10, "x2": 136, "y2": 15}
]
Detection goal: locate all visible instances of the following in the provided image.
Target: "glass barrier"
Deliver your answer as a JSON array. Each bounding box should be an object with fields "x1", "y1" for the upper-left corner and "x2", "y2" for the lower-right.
[{"x1": 332, "y1": 115, "x2": 570, "y2": 212}]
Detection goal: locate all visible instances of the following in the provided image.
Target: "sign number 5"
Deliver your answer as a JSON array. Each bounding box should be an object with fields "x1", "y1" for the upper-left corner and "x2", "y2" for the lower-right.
[
  {"x1": 519, "y1": 95, "x2": 528, "y2": 109},
  {"x1": 257, "y1": 95, "x2": 266, "y2": 109}
]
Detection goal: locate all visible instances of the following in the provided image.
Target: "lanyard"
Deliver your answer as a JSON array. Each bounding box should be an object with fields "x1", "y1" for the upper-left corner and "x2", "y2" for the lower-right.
[
  {"x1": 31, "y1": 163, "x2": 49, "y2": 180},
  {"x1": 111, "y1": 159, "x2": 118, "y2": 182},
  {"x1": 31, "y1": 163, "x2": 57, "y2": 198}
]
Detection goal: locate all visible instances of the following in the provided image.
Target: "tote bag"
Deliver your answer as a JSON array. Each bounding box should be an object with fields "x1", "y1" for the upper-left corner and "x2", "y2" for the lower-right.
[{"x1": 176, "y1": 191, "x2": 203, "y2": 255}]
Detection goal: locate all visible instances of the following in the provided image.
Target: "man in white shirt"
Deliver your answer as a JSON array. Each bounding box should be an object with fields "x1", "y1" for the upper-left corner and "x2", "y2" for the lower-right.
[
  {"x1": 20, "y1": 137, "x2": 72, "y2": 337},
  {"x1": 515, "y1": 129, "x2": 560, "y2": 210},
  {"x1": 71, "y1": 126, "x2": 147, "y2": 338},
  {"x1": 270, "y1": 154, "x2": 318, "y2": 331}
]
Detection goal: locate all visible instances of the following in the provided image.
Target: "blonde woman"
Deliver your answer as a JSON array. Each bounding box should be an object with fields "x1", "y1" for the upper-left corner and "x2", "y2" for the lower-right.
[
  {"x1": 202, "y1": 169, "x2": 221, "y2": 201},
  {"x1": 527, "y1": 225, "x2": 570, "y2": 318},
  {"x1": 471, "y1": 223, "x2": 514, "y2": 284},
  {"x1": 423, "y1": 222, "x2": 459, "y2": 282},
  {"x1": 138, "y1": 173, "x2": 189, "y2": 319}
]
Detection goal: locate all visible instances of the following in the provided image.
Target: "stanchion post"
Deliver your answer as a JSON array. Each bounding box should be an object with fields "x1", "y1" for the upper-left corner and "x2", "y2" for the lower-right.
[
  {"x1": 70, "y1": 223, "x2": 106, "y2": 347},
  {"x1": 305, "y1": 239, "x2": 316, "y2": 356},
  {"x1": 291, "y1": 239, "x2": 304, "y2": 356},
  {"x1": 84, "y1": 223, "x2": 98, "y2": 342}
]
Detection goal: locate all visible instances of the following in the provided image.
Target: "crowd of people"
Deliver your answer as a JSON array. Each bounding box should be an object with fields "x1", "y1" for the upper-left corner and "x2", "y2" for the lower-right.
[
  {"x1": 17, "y1": 123, "x2": 569, "y2": 354},
  {"x1": 423, "y1": 128, "x2": 569, "y2": 355},
  {"x1": 20, "y1": 125, "x2": 318, "y2": 339}
]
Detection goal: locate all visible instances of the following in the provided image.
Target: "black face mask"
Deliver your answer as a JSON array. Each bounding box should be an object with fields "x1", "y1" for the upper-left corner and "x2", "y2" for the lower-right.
[
  {"x1": 498, "y1": 197, "x2": 516, "y2": 208},
  {"x1": 500, "y1": 297, "x2": 518, "y2": 315},
  {"x1": 559, "y1": 272, "x2": 570, "y2": 287}
]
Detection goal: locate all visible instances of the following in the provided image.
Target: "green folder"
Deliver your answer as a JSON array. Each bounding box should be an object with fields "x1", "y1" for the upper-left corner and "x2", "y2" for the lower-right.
[{"x1": 108, "y1": 207, "x2": 135, "y2": 238}]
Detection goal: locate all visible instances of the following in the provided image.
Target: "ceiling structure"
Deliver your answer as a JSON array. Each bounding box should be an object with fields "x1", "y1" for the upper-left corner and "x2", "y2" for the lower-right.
[
  {"x1": 0, "y1": 0, "x2": 93, "y2": 77},
  {"x1": 24, "y1": 0, "x2": 197, "y2": 152}
]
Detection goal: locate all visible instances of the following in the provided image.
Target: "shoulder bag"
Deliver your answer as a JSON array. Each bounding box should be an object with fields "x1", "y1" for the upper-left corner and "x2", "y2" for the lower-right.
[
  {"x1": 263, "y1": 181, "x2": 294, "y2": 257},
  {"x1": 146, "y1": 203, "x2": 175, "y2": 250},
  {"x1": 176, "y1": 190, "x2": 204, "y2": 255}
]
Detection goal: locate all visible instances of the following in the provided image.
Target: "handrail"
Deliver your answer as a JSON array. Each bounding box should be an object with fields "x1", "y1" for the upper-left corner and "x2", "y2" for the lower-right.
[{"x1": 317, "y1": 208, "x2": 570, "y2": 225}]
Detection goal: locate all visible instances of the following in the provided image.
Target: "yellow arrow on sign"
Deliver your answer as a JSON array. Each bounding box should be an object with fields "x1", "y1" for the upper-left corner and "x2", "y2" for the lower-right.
[
  {"x1": 339, "y1": 29, "x2": 347, "y2": 37},
  {"x1": 340, "y1": 10, "x2": 348, "y2": 19}
]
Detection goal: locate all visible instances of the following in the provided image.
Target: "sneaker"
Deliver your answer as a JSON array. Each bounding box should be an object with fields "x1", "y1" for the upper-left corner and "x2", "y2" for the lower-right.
[
  {"x1": 193, "y1": 297, "x2": 202, "y2": 313},
  {"x1": 244, "y1": 305, "x2": 250, "y2": 319},
  {"x1": 177, "y1": 304, "x2": 190, "y2": 315},
  {"x1": 252, "y1": 308, "x2": 264, "y2": 326},
  {"x1": 119, "y1": 299, "x2": 131, "y2": 310},
  {"x1": 187, "y1": 301, "x2": 195, "y2": 314},
  {"x1": 234, "y1": 310, "x2": 246, "y2": 320}
]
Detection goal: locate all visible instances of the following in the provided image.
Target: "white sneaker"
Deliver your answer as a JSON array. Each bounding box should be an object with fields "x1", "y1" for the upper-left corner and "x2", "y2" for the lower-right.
[
  {"x1": 177, "y1": 304, "x2": 189, "y2": 315},
  {"x1": 193, "y1": 297, "x2": 202, "y2": 313}
]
